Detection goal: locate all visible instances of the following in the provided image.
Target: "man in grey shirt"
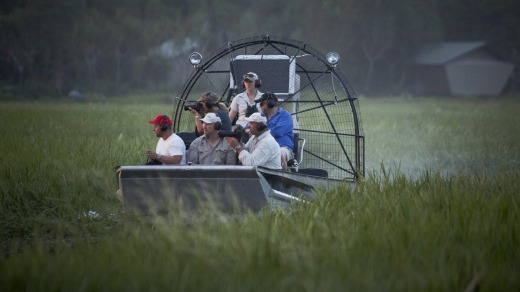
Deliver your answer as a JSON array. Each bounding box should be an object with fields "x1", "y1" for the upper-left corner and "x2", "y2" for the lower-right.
[{"x1": 187, "y1": 113, "x2": 237, "y2": 165}]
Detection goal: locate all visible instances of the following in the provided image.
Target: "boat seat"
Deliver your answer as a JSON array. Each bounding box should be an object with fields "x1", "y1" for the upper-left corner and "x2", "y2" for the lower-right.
[
  {"x1": 297, "y1": 168, "x2": 328, "y2": 178},
  {"x1": 176, "y1": 131, "x2": 198, "y2": 150},
  {"x1": 287, "y1": 133, "x2": 305, "y2": 172}
]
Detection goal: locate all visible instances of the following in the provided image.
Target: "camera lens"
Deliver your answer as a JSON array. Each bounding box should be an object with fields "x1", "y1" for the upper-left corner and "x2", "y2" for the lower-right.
[{"x1": 184, "y1": 102, "x2": 199, "y2": 112}]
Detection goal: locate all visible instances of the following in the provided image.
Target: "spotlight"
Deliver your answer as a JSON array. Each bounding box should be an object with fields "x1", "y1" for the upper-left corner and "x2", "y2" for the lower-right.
[
  {"x1": 326, "y1": 51, "x2": 340, "y2": 66},
  {"x1": 189, "y1": 52, "x2": 202, "y2": 66}
]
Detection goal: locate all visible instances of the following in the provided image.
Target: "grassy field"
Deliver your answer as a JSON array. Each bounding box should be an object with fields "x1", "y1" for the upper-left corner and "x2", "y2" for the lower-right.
[{"x1": 0, "y1": 96, "x2": 519, "y2": 291}]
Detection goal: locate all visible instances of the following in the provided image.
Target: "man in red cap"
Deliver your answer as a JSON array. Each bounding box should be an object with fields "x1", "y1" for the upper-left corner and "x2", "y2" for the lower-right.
[{"x1": 145, "y1": 114, "x2": 186, "y2": 165}]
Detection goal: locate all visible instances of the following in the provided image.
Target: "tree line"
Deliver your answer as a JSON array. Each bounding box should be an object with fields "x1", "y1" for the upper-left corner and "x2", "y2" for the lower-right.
[{"x1": 1, "y1": 0, "x2": 519, "y2": 98}]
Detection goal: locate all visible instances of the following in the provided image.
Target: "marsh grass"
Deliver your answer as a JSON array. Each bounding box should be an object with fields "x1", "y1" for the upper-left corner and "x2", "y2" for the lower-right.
[
  {"x1": 1, "y1": 97, "x2": 519, "y2": 290},
  {"x1": 362, "y1": 96, "x2": 520, "y2": 178}
]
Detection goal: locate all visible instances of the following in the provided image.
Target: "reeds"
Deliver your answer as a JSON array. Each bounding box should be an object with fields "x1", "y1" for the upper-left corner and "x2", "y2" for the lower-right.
[{"x1": 1, "y1": 97, "x2": 519, "y2": 290}]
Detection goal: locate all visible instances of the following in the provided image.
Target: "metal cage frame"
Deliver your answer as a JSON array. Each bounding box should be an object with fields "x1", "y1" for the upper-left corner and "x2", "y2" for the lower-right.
[{"x1": 172, "y1": 35, "x2": 365, "y2": 181}]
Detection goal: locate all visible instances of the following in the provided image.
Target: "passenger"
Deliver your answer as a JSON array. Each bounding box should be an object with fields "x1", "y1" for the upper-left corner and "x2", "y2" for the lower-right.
[
  {"x1": 256, "y1": 92, "x2": 294, "y2": 171},
  {"x1": 188, "y1": 91, "x2": 232, "y2": 136},
  {"x1": 224, "y1": 112, "x2": 281, "y2": 170},
  {"x1": 187, "y1": 113, "x2": 236, "y2": 165},
  {"x1": 229, "y1": 72, "x2": 263, "y2": 127},
  {"x1": 145, "y1": 114, "x2": 186, "y2": 165}
]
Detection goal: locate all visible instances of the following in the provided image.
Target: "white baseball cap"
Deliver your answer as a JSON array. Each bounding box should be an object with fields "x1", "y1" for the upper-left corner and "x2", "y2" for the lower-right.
[
  {"x1": 246, "y1": 112, "x2": 267, "y2": 123},
  {"x1": 199, "y1": 113, "x2": 221, "y2": 124}
]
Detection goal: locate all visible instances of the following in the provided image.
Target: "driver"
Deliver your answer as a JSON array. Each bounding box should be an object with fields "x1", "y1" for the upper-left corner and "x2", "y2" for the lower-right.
[{"x1": 229, "y1": 72, "x2": 263, "y2": 128}]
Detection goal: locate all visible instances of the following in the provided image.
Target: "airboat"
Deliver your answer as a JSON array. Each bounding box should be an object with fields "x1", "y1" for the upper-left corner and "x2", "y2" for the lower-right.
[{"x1": 116, "y1": 35, "x2": 365, "y2": 213}]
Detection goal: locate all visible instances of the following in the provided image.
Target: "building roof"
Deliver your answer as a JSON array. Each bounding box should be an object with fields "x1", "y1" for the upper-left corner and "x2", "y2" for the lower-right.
[{"x1": 414, "y1": 41, "x2": 486, "y2": 65}]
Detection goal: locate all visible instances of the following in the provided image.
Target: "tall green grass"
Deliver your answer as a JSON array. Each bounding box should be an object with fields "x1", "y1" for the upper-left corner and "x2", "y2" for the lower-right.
[
  {"x1": 361, "y1": 96, "x2": 520, "y2": 178},
  {"x1": 1, "y1": 97, "x2": 519, "y2": 290}
]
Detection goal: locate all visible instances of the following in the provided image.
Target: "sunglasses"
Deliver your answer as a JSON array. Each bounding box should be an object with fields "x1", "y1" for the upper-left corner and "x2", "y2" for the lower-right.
[{"x1": 243, "y1": 73, "x2": 256, "y2": 79}]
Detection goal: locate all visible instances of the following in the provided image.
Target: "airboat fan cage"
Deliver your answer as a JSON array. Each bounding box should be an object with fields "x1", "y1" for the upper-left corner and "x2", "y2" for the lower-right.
[{"x1": 173, "y1": 35, "x2": 365, "y2": 181}]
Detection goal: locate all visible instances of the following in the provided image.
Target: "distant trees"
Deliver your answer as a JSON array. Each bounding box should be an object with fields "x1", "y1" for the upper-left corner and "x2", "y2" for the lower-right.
[
  {"x1": 0, "y1": 0, "x2": 191, "y2": 97},
  {"x1": 0, "y1": 0, "x2": 518, "y2": 98}
]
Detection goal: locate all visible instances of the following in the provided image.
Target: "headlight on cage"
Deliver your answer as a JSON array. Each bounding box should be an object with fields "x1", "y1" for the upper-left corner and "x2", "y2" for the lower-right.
[
  {"x1": 326, "y1": 51, "x2": 340, "y2": 66},
  {"x1": 189, "y1": 52, "x2": 202, "y2": 66}
]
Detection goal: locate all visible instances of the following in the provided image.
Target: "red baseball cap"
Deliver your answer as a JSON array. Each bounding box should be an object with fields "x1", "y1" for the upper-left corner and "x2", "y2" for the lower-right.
[{"x1": 148, "y1": 114, "x2": 172, "y2": 125}]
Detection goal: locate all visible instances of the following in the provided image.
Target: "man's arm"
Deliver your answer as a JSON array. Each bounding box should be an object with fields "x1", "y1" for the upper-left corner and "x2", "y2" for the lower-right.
[
  {"x1": 238, "y1": 140, "x2": 271, "y2": 166},
  {"x1": 228, "y1": 95, "x2": 239, "y2": 123},
  {"x1": 269, "y1": 111, "x2": 293, "y2": 139},
  {"x1": 163, "y1": 138, "x2": 185, "y2": 165},
  {"x1": 189, "y1": 109, "x2": 203, "y2": 135},
  {"x1": 158, "y1": 154, "x2": 183, "y2": 165},
  {"x1": 226, "y1": 149, "x2": 237, "y2": 165},
  {"x1": 187, "y1": 138, "x2": 200, "y2": 164}
]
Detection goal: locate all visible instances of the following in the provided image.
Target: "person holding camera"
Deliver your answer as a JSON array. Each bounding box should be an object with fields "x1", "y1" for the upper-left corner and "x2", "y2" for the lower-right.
[
  {"x1": 224, "y1": 112, "x2": 281, "y2": 170},
  {"x1": 187, "y1": 113, "x2": 236, "y2": 165},
  {"x1": 228, "y1": 72, "x2": 263, "y2": 128},
  {"x1": 145, "y1": 114, "x2": 186, "y2": 165},
  {"x1": 256, "y1": 92, "x2": 294, "y2": 171},
  {"x1": 187, "y1": 91, "x2": 232, "y2": 136}
]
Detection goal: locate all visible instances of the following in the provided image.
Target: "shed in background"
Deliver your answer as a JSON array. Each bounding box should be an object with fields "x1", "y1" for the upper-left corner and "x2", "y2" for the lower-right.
[{"x1": 413, "y1": 42, "x2": 514, "y2": 96}]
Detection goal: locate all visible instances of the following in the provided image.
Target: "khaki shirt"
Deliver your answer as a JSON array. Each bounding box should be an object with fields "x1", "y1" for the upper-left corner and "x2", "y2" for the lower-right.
[{"x1": 187, "y1": 135, "x2": 237, "y2": 165}]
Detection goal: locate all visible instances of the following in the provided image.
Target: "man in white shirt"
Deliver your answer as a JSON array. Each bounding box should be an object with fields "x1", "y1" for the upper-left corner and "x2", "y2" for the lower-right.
[
  {"x1": 224, "y1": 112, "x2": 281, "y2": 170},
  {"x1": 145, "y1": 114, "x2": 186, "y2": 165}
]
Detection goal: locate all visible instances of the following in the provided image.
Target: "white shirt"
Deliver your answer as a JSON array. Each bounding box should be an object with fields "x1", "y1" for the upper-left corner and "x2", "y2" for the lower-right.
[
  {"x1": 156, "y1": 133, "x2": 186, "y2": 165},
  {"x1": 230, "y1": 90, "x2": 263, "y2": 127},
  {"x1": 239, "y1": 130, "x2": 281, "y2": 170}
]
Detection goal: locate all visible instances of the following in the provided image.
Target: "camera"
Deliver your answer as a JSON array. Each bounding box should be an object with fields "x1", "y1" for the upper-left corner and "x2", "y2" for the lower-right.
[
  {"x1": 245, "y1": 104, "x2": 258, "y2": 117},
  {"x1": 218, "y1": 124, "x2": 244, "y2": 139},
  {"x1": 183, "y1": 102, "x2": 203, "y2": 113}
]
